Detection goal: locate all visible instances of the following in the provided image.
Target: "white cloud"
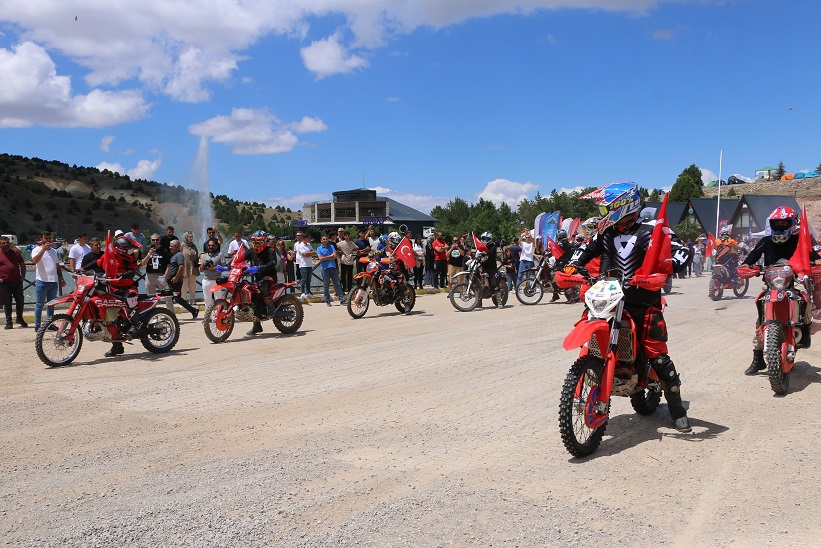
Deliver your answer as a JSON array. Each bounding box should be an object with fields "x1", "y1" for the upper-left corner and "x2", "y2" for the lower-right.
[
  {"x1": 97, "y1": 161, "x2": 126, "y2": 176},
  {"x1": 96, "y1": 157, "x2": 161, "y2": 180},
  {"x1": 652, "y1": 28, "x2": 674, "y2": 40},
  {"x1": 0, "y1": 41, "x2": 148, "y2": 128},
  {"x1": 300, "y1": 33, "x2": 368, "y2": 79},
  {"x1": 2, "y1": 0, "x2": 667, "y2": 104},
  {"x1": 700, "y1": 168, "x2": 718, "y2": 184},
  {"x1": 478, "y1": 178, "x2": 539, "y2": 208},
  {"x1": 100, "y1": 135, "x2": 115, "y2": 152},
  {"x1": 189, "y1": 108, "x2": 327, "y2": 155},
  {"x1": 262, "y1": 192, "x2": 330, "y2": 211}
]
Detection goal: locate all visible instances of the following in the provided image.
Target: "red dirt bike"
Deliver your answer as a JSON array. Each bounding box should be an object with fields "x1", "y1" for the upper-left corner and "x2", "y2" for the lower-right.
[
  {"x1": 203, "y1": 264, "x2": 304, "y2": 342},
  {"x1": 708, "y1": 263, "x2": 749, "y2": 300},
  {"x1": 739, "y1": 260, "x2": 811, "y2": 395},
  {"x1": 556, "y1": 268, "x2": 669, "y2": 457},
  {"x1": 35, "y1": 272, "x2": 180, "y2": 367},
  {"x1": 347, "y1": 255, "x2": 416, "y2": 318},
  {"x1": 516, "y1": 254, "x2": 580, "y2": 305}
]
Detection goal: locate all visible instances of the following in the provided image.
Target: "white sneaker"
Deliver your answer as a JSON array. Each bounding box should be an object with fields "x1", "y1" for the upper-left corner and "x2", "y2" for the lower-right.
[{"x1": 298, "y1": 293, "x2": 306, "y2": 302}]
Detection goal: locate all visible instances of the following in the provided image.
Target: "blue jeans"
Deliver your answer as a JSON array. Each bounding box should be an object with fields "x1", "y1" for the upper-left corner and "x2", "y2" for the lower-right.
[
  {"x1": 517, "y1": 260, "x2": 534, "y2": 285},
  {"x1": 321, "y1": 267, "x2": 344, "y2": 303},
  {"x1": 34, "y1": 280, "x2": 59, "y2": 328},
  {"x1": 299, "y1": 266, "x2": 313, "y2": 295}
]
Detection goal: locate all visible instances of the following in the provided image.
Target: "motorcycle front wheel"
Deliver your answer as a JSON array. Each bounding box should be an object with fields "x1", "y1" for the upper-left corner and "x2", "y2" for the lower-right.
[
  {"x1": 764, "y1": 321, "x2": 790, "y2": 395},
  {"x1": 733, "y1": 277, "x2": 749, "y2": 297},
  {"x1": 559, "y1": 355, "x2": 607, "y2": 458},
  {"x1": 140, "y1": 307, "x2": 180, "y2": 353},
  {"x1": 515, "y1": 272, "x2": 544, "y2": 305},
  {"x1": 708, "y1": 275, "x2": 723, "y2": 301},
  {"x1": 449, "y1": 282, "x2": 479, "y2": 312},
  {"x1": 272, "y1": 294, "x2": 304, "y2": 334},
  {"x1": 35, "y1": 314, "x2": 83, "y2": 367},
  {"x1": 204, "y1": 298, "x2": 234, "y2": 343},
  {"x1": 347, "y1": 287, "x2": 370, "y2": 319},
  {"x1": 394, "y1": 285, "x2": 416, "y2": 314}
]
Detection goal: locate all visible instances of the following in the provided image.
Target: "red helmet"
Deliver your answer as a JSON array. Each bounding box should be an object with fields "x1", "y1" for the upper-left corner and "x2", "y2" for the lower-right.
[{"x1": 768, "y1": 206, "x2": 797, "y2": 243}]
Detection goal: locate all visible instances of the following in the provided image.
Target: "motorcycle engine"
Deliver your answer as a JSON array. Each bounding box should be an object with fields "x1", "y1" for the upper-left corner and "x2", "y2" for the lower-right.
[
  {"x1": 234, "y1": 305, "x2": 258, "y2": 322},
  {"x1": 83, "y1": 320, "x2": 112, "y2": 342},
  {"x1": 611, "y1": 367, "x2": 639, "y2": 397}
]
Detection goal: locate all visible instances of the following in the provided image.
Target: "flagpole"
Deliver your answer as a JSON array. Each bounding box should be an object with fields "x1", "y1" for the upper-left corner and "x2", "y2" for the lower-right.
[{"x1": 715, "y1": 150, "x2": 723, "y2": 236}]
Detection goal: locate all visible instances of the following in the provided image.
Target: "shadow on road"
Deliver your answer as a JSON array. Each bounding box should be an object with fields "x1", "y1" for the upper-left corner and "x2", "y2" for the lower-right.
[{"x1": 568, "y1": 403, "x2": 730, "y2": 461}]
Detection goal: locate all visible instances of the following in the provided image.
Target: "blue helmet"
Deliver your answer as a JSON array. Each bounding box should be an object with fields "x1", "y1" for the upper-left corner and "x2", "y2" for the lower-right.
[{"x1": 595, "y1": 182, "x2": 642, "y2": 233}]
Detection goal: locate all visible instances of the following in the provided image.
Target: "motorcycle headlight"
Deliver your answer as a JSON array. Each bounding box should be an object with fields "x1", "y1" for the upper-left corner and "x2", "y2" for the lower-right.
[
  {"x1": 590, "y1": 299, "x2": 609, "y2": 315},
  {"x1": 764, "y1": 265, "x2": 793, "y2": 291}
]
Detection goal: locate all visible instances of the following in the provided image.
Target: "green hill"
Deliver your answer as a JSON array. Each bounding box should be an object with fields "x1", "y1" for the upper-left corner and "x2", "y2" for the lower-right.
[{"x1": 0, "y1": 153, "x2": 301, "y2": 244}]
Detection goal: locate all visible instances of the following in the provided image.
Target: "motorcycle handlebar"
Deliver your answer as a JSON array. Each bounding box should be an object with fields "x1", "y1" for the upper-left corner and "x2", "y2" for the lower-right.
[{"x1": 737, "y1": 265, "x2": 761, "y2": 279}]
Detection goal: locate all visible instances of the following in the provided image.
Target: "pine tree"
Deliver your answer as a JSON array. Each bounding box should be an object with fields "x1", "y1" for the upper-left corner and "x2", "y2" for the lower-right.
[
  {"x1": 669, "y1": 164, "x2": 704, "y2": 202},
  {"x1": 775, "y1": 161, "x2": 786, "y2": 179}
]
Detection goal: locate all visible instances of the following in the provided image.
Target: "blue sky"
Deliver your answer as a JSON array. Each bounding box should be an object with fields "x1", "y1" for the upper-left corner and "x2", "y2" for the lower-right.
[{"x1": 1, "y1": 0, "x2": 819, "y2": 215}]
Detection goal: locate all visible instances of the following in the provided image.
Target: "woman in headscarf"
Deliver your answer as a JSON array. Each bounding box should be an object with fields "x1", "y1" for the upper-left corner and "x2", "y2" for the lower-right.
[{"x1": 181, "y1": 231, "x2": 200, "y2": 307}]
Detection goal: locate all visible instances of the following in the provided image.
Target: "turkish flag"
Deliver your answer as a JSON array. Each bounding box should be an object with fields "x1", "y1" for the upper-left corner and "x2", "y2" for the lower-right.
[
  {"x1": 102, "y1": 230, "x2": 118, "y2": 278},
  {"x1": 472, "y1": 233, "x2": 488, "y2": 253},
  {"x1": 394, "y1": 236, "x2": 416, "y2": 269},
  {"x1": 705, "y1": 232, "x2": 716, "y2": 258},
  {"x1": 789, "y1": 204, "x2": 811, "y2": 278},
  {"x1": 635, "y1": 192, "x2": 673, "y2": 276},
  {"x1": 231, "y1": 241, "x2": 246, "y2": 267},
  {"x1": 546, "y1": 236, "x2": 564, "y2": 259}
]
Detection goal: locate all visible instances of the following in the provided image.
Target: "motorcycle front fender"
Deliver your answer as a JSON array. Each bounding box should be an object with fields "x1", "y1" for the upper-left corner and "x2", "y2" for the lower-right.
[
  {"x1": 563, "y1": 318, "x2": 609, "y2": 352},
  {"x1": 45, "y1": 293, "x2": 79, "y2": 307},
  {"x1": 211, "y1": 281, "x2": 235, "y2": 293}
]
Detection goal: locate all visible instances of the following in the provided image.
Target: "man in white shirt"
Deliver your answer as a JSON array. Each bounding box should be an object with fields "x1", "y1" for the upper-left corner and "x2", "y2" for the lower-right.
[
  {"x1": 294, "y1": 233, "x2": 316, "y2": 299},
  {"x1": 68, "y1": 233, "x2": 91, "y2": 272},
  {"x1": 31, "y1": 232, "x2": 66, "y2": 330},
  {"x1": 227, "y1": 230, "x2": 249, "y2": 257}
]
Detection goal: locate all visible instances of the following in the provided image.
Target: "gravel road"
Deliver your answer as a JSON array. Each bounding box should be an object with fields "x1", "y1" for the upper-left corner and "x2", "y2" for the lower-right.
[{"x1": 2, "y1": 276, "x2": 820, "y2": 546}]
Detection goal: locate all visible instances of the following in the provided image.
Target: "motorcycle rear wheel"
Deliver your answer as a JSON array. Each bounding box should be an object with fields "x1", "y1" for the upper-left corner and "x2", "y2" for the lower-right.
[
  {"x1": 559, "y1": 355, "x2": 607, "y2": 458},
  {"x1": 140, "y1": 307, "x2": 180, "y2": 353},
  {"x1": 515, "y1": 272, "x2": 544, "y2": 305},
  {"x1": 764, "y1": 321, "x2": 790, "y2": 395},
  {"x1": 733, "y1": 277, "x2": 749, "y2": 297},
  {"x1": 35, "y1": 314, "x2": 83, "y2": 367},
  {"x1": 449, "y1": 282, "x2": 479, "y2": 312},
  {"x1": 394, "y1": 285, "x2": 416, "y2": 314},
  {"x1": 630, "y1": 389, "x2": 661, "y2": 415},
  {"x1": 347, "y1": 287, "x2": 370, "y2": 319},
  {"x1": 491, "y1": 283, "x2": 508, "y2": 307},
  {"x1": 708, "y1": 275, "x2": 723, "y2": 301},
  {"x1": 204, "y1": 298, "x2": 234, "y2": 343},
  {"x1": 272, "y1": 294, "x2": 304, "y2": 334},
  {"x1": 663, "y1": 275, "x2": 673, "y2": 295}
]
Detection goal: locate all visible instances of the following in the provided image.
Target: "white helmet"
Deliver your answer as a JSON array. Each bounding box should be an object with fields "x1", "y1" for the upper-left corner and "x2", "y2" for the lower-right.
[
  {"x1": 480, "y1": 232, "x2": 493, "y2": 243},
  {"x1": 387, "y1": 231, "x2": 401, "y2": 246}
]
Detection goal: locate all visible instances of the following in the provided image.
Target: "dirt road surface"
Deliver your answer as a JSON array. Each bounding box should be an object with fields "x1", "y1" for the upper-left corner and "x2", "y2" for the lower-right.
[{"x1": 2, "y1": 277, "x2": 820, "y2": 546}]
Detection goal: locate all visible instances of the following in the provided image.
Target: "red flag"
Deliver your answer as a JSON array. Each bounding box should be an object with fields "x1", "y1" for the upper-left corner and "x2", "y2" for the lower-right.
[
  {"x1": 789, "y1": 204, "x2": 811, "y2": 277},
  {"x1": 635, "y1": 192, "x2": 672, "y2": 276},
  {"x1": 705, "y1": 232, "x2": 716, "y2": 258},
  {"x1": 546, "y1": 236, "x2": 564, "y2": 259},
  {"x1": 102, "y1": 230, "x2": 118, "y2": 278},
  {"x1": 394, "y1": 236, "x2": 416, "y2": 269},
  {"x1": 231, "y1": 241, "x2": 247, "y2": 267},
  {"x1": 472, "y1": 232, "x2": 488, "y2": 253}
]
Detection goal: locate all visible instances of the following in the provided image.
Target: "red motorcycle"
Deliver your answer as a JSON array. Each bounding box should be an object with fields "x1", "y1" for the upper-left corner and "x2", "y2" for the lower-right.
[
  {"x1": 556, "y1": 269, "x2": 669, "y2": 457},
  {"x1": 203, "y1": 264, "x2": 304, "y2": 342},
  {"x1": 739, "y1": 260, "x2": 811, "y2": 394},
  {"x1": 347, "y1": 255, "x2": 416, "y2": 318},
  {"x1": 35, "y1": 273, "x2": 180, "y2": 367}
]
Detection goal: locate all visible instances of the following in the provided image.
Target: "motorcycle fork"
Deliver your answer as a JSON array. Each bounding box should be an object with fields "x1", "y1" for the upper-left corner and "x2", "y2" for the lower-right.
[
  {"x1": 764, "y1": 294, "x2": 796, "y2": 366},
  {"x1": 595, "y1": 300, "x2": 624, "y2": 413}
]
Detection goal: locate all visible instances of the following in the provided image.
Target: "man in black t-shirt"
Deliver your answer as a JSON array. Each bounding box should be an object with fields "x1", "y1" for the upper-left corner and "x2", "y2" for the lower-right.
[
  {"x1": 159, "y1": 225, "x2": 179, "y2": 254},
  {"x1": 141, "y1": 233, "x2": 172, "y2": 306}
]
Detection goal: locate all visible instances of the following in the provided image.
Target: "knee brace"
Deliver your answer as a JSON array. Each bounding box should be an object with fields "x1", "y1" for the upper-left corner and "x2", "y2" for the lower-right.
[{"x1": 651, "y1": 355, "x2": 681, "y2": 393}]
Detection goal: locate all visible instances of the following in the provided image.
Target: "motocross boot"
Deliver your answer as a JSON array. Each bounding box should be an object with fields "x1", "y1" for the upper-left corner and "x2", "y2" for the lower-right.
[
  {"x1": 651, "y1": 355, "x2": 691, "y2": 432},
  {"x1": 247, "y1": 322, "x2": 263, "y2": 336},
  {"x1": 105, "y1": 343, "x2": 125, "y2": 357},
  {"x1": 744, "y1": 350, "x2": 765, "y2": 375}
]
